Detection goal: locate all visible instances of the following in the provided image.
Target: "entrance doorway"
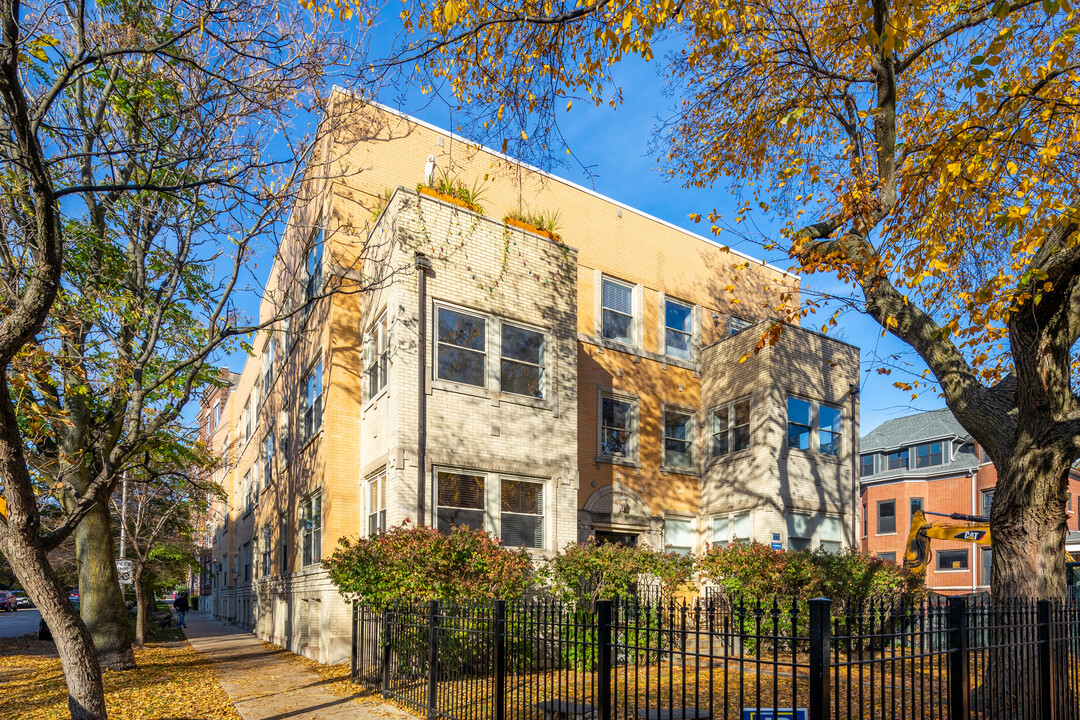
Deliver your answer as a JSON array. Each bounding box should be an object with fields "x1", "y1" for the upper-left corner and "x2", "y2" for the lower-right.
[{"x1": 594, "y1": 531, "x2": 639, "y2": 547}]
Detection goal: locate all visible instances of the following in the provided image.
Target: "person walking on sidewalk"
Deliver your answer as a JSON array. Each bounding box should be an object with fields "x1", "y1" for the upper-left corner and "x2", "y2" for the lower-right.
[{"x1": 174, "y1": 592, "x2": 189, "y2": 628}]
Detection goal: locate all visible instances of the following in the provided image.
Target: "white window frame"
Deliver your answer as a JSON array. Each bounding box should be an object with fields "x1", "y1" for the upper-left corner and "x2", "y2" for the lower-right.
[
  {"x1": 663, "y1": 296, "x2": 694, "y2": 360},
  {"x1": 366, "y1": 312, "x2": 388, "y2": 400},
  {"x1": 367, "y1": 470, "x2": 386, "y2": 536},
  {"x1": 711, "y1": 398, "x2": 752, "y2": 458},
  {"x1": 499, "y1": 321, "x2": 545, "y2": 399},
  {"x1": 663, "y1": 515, "x2": 694, "y2": 556},
  {"x1": 433, "y1": 302, "x2": 551, "y2": 401},
  {"x1": 261, "y1": 433, "x2": 274, "y2": 489},
  {"x1": 301, "y1": 225, "x2": 324, "y2": 326},
  {"x1": 786, "y1": 512, "x2": 812, "y2": 551},
  {"x1": 499, "y1": 477, "x2": 545, "y2": 550},
  {"x1": 600, "y1": 275, "x2": 636, "y2": 345},
  {"x1": 301, "y1": 358, "x2": 323, "y2": 444},
  {"x1": 711, "y1": 516, "x2": 730, "y2": 548},
  {"x1": 260, "y1": 525, "x2": 272, "y2": 577},
  {"x1": 661, "y1": 405, "x2": 697, "y2": 472},
  {"x1": 261, "y1": 338, "x2": 274, "y2": 401},
  {"x1": 433, "y1": 467, "x2": 550, "y2": 551},
  {"x1": 598, "y1": 390, "x2": 639, "y2": 464},
  {"x1": 435, "y1": 305, "x2": 487, "y2": 388},
  {"x1": 732, "y1": 512, "x2": 752, "y2": 544},
  {"x1": 300, "y1": 491, "x2": 322, "y2": 567},
  {"x1": 786, "y1": 395, "x2": 843, "y2": 456}
]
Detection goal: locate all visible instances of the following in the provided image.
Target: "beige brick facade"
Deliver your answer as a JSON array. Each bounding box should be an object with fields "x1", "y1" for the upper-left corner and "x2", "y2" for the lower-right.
[{"x1": 205, "y1": 96, "x2": 860, "y2": 663}]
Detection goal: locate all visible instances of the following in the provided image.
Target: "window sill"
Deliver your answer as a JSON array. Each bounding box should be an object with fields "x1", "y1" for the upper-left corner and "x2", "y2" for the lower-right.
[
  {"x1": 875, "y1": 532, "x2": 898, "y2": 537},
  {"x1": 596, "y1": 455, "x2": 641, "y2": 468},
  {"x1": 432, "y1": 378, "x2": 554, "y2": 412},
  {"x1": 299, "y1": 429, "x2": 323, "y2": 455},
  {"x1": 363, "y1": 387, "x2": 389, "y2": 413},
  {"x1": 706, "y1": 448, "x2": 753, "y2": 468},
  {"x1": 935, "y1": 569, "x2": 971, "y2": 574},
  {"x1": 785, "y1": 446, "x2": 843, "y2": 463},
  {"x1": 578, "y1": 332, "x2": 699, "y2": 372},
  {"x1": 661, "y1": 465, "x2": 700, "y2": 477}
]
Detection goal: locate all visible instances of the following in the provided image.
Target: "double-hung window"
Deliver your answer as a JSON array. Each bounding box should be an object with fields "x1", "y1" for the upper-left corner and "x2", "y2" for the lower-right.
[
  {"x1": 501, "y1": 324, "x2": 544, "y2": 398},
  {"x1": 300, "y1": 492, "x2": 322, "y2": 566},
  {"x1": 436, "y1": 472, "x2": 486, "y2": 533},
  {"x1": 366, "y1": 314, "x2": 388, "y2": 399},
  {"x1": 712, "y1": 399, "x2": 751, "y2": 457},
  {"x1": 887, "y1": 449, "x2": 908, "y2": 470},
  {"x1": 786, "y1": 397, "x2": 842, "y2": 455},
  {"x1": 261, "y1": 339, "x2": 274, "y2": 399},
  {"x1": 301, "y1": 227, "x2": 323, "y2": 325},
  {"x1": 819, "y1": 516, "x2": 843, "y2": 553},
  {"x1": 663, "y1": 408, "x2": 695, "y2": 470},
  {"x1": 437, "y1": 307, "x2": 486, "y2": 386},
  {"x1": 601, "y1": 276, "x2": 634, "y2": 343},
  {"x1": 242, "y1": 542, "x2": 251, "y2": 583},
  {"x1": 301, "y1": 359, "x2": 323, "y2": 443},
  {"x1": 860, "y1": 454, "x2": 875, "y2": 477},
  {"x1": 787, "y1": 512, "x2": 812, "y2": 551},
  {"x1": 819, "y1": 404, "x2": 842, "y2": 456},
  {"x1": 877, "y1": 499, "x2": 896, "y2": 534},
  {"x1": 242, "y1": 397, "x2": 252, "y2": 445},
  {"x1": 260, "y1": 526, "x2": 271, "y2": 576},
  {"x1": 279, "y1": 512, "x2": 288, "y2": 575},
  {"x1": 915, "y1": 441, "x2": 943, "y2": 468},
  {"x1": 261, "y1": 433, "x2": 274, "y2": 488},
  {"x1": 664, "y1": 298, "x2": 693, "y2": 359},
  {"x1": 367, "y1": 472, "x2": 386, "y2": 536},
  {"x1": 664, "y1": 517, "x2": 693, "y2": 555},
  {"x1": 732, "y1": 512, "x2": 752, "y2": 544},
  {"x1": 243, "y1": 469, "x2": 253, "y2": 514},
  {"x1": 600, "y1": 393, "x2": 636, "y2": 460},
  {"x1": 787, "y1": 398, "x2": 812, "y2": 450},
  {"x1": 712, "y1": 516, "x2": 730, "y2": 548},
  {"x1": 501, "y1": 479, "x2": 544, "y2": 549}
]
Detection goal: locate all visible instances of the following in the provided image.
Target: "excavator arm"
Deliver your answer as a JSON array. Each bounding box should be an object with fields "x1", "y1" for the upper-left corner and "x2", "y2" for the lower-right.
[{"x1": 903, "y1": 509, "x2": 991, "y2": 578}]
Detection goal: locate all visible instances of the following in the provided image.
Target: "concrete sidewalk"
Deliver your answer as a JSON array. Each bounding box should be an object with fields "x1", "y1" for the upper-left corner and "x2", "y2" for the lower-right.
[{"x1": 183, "y1": 612, "x2": 413, "y2": 720}]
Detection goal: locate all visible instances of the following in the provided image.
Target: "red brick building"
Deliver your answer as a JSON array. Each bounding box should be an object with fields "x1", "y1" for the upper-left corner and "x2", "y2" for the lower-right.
[{"x1": 859, "y1": 408, "x2": 1080, "y2": 594}]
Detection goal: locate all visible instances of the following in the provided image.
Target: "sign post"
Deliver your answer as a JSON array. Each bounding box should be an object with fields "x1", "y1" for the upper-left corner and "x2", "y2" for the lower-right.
[{"x1": 116, "y1": 558, "x2": 134, "y2": 586}]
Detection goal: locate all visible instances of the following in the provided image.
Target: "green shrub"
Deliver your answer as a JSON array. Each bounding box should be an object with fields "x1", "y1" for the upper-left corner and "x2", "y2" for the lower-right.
[
  {"x1": 542, "y1": 540, "x2": 696, "y2": 609},
  {"x1": 323, "y1": 522, "x2": 534, "y2": 607},
  {"x1": 696, "y1": 542, "x2": 923, "y2": 604}
]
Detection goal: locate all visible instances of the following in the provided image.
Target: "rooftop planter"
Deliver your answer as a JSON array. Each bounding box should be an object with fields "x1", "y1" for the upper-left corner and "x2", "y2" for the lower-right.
[
  {"x1": 503, "y1": 208, "x2": 562, "y2": 243},
  {"x1": 417, "y1": 171, "x2": 486, "y2": 215}
]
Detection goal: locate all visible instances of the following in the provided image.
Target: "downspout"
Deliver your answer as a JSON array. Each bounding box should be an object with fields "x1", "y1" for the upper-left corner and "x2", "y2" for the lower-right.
[
  {"x1": 416, "y1": 253, "x2": 432, "y2": 526},
  {"x1": 971, "y1": 468, "x2": 978, "y2": 592},
  {"x1": 850, "y1": 383, "x2": 860, "y2": 547}
]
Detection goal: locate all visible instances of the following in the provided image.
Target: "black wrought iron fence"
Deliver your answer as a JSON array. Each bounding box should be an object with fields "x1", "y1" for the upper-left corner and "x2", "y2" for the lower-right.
[{"x1": 350, "y1": 595, "x2": 1080, "y2": 720}]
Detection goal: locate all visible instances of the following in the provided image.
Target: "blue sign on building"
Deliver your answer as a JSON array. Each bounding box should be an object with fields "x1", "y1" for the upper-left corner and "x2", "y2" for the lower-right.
[
  {"x1": 770, "y1": 541, "x2": 783, "y2": 550},
  {"x1": 741, "y1": 709, "x2": 808, "y2": 720}
]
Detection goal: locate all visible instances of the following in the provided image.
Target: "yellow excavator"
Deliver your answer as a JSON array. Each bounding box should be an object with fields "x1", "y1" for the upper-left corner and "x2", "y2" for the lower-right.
[{"x1": 903, "y1": 508, "x2": 1080, "y2": 595}]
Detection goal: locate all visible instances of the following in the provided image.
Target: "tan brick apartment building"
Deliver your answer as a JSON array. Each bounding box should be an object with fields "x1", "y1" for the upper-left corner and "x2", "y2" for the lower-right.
[
  {"x1": 203, "y1": 94, "x2": 861, "y2": 662},
  {"x1": 860, "y1": 408, "x2": 1080, "y2": 594}
]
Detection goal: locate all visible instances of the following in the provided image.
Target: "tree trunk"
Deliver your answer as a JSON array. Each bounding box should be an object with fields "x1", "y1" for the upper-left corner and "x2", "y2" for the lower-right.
[
  {"x1": 75, "y1": 502, "x2": 136, "y2": 670},
  {"x1": 990, "y1": 453, "x2": 1070, "y2": 599},
  {"x1": 2, "y1": 527, "x2": 107, "y2": 720},
  {"x1": 133, "y1": 568, "x2": 147, "y2": 647}
]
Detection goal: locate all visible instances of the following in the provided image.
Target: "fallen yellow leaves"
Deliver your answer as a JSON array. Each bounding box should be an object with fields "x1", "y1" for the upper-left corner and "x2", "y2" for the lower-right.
[{"x1": 0, "y1": 635, "x2": 241, "y2": 720}]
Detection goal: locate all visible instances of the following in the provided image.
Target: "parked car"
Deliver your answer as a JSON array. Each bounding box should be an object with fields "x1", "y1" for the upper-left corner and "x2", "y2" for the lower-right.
[
  {"x1": 13, "y1": 592, "x2": 31, "y2": 608},
  {"x1": 0, "y1": 590, "x2": 17, "y2": 612}
]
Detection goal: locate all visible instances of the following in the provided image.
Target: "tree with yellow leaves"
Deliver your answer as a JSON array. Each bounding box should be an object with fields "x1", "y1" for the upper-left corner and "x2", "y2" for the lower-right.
[{"x1": 352, "y1": 0, "x2": 1079, "y2": 599}]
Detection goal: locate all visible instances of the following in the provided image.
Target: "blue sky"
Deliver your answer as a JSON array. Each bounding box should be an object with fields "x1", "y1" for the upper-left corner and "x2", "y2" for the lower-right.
[
  {"x1": 218, "y1": 37, "x2": 948, "y2": 436},
  {"x1": 356, "y1": 54, "x2": 948, "y2": 435}
]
